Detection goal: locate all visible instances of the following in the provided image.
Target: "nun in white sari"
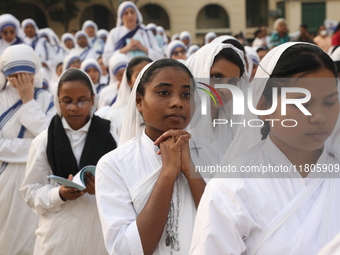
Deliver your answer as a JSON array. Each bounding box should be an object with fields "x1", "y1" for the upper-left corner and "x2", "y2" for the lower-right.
[
  {"x1": 103, "y1": 1, "x2": 163, "y2": 64},
  {"x1": 95, "y1": 58, "x2": 218, "y2": 255},
  {"x1": 69, "y1": 31, "x2": 96, "y2": 62},
  {"x1": 97, "y1": 53, "x2": 129, "y2": 112},
  {"x1": 186, "y1": 43, "x2": 248, "y2": 157},
  {"x1": 0, "y1": 14, "x2": 24, "y2": 55},
  {"x1": 190, "y1": 42, "x2": 340, "y2": 255},
  {"x1": 0, "y1": 44, "x2": 55, "y2": 255},
  {"x1": 82, "y1": 20, "x2": 104, "y2": 59}
]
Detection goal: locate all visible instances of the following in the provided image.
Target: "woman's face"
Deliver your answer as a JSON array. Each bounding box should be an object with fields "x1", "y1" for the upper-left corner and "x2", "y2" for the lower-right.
[
  {"x1": 86, "y1": 67, "x2": 100, "y2": 84},
  {"x1": 24, "y1": 24, "x2": 36, "y2": 38},
  {"x1": 1, "y1": 26, "x2": 16, "y2": 43},
  {"x1": 128, "y1": 61, "x2": 150, "y2": 88},
  {"x1": 97, "y1": 57, "x2": 108, "y2": 76},
  {"x1": 85, "y1": 26, "x2": 95, "y2": 38},
  {"x1": 209, "y1": 58, "x2": 241, "y2": 109},
  {"x1": 122, "y1": 7, "x2": 137, "y2": 29},
  {"x1": 115, "y1": 68, "x2": 126, "y2": 83},
  {"x1": 64, "y1": 39, "x2": 74, "y2": 49},
  {"x1": 260, "y1": 68, "x2": 339, "y2": 156},
  {"x1": 58, "y1": 80, "x2": 94, "y2": 130},
  {"x1": 171, "y1": 47, "x2": 186, "y2": 60},
  {"x1": 69, "y1": 59, "x2": 81, "y2": 69},
  {"x1": 77, "y1": 35, "x2": 88, "y2": 48},
  {"x1": 136, "y1": 66, "x2": 194, "y2": 141}
]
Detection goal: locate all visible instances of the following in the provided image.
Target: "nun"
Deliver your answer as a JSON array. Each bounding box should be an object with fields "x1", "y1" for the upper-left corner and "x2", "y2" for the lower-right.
[
  {"x1": 190, "y1": 42, "x2": 340, "y2": 255},
  {"x1": 103, "y1": 1, "x2": 163, "y2": 64},
  {"x1": 0, "y1": 14, "x2": 24, "y2": 55},
  {"x1": 0, "y1": 44, "x2": 55, "y2": 255},
  {"x1": 82, "y1": 20, "x2": 104, "y2": 59}
]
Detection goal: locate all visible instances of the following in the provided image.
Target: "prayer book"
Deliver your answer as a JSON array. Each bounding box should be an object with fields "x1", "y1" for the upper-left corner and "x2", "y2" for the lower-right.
[{"x1": 47, "y1": 165, "x2": 96, "y2": 191}]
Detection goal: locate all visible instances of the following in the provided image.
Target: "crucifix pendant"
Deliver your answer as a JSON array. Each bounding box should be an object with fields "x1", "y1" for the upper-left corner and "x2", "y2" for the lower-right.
[{"x1": 166, "y1": 236, "x2": 171, "y2": 246}]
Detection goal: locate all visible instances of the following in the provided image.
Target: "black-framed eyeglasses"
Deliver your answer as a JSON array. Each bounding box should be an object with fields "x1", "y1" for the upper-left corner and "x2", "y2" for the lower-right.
[{"x1": 59, "y1": 100, "x2": 92, "y2": 110}]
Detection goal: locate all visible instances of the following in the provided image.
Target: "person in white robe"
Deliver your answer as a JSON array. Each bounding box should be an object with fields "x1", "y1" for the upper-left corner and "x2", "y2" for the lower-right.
[
  {"x1": 190, "y1": 42, "x2": 340, "y2": 255},
  {"x1": 166, "y1": 40, "x2": 187, "y2": 61},
  {"x1": 156, "y1": 26, "x2": 168, "y2": 55},
  {"x1": 186, "y1": 43, "x2": 248, "y2": 157},
  {"x1": 0, "y1": 44, "x2": 55, "y2": 255},
  {"x1": 103, "y1": 1, "x2": 163, "y2": 64},
  {"x1": 62, "y1": 53, "x2": 81, "y2": 73},
  {"x1": 97, "y1": 53, "x2": 129, "y2": 113},
  {"x1": 21, "y1": 19, "x2": 58, "y2": 82},
  {"x1": 82, "y1": 20, "x2": 104, "y2": 59},
  {"x1": 97, "y1": 29, "x2": 109, "y2": 44},
  {"x1": 98, "y1": 55, "x2": 109, "y2": 85},
  {"x1": 186, "y1": 44, "x2": 200, "y2": 58},
  {"x1": 20, "y1": 68, "x2": 118, "y2": 255},
  {"x1": 39, "y1": 28, "x2": 66, "y2": 64},
  {"x1": 179, "y1": 31, "x2": 191, "y2": 49},
  {"x1": 0, "y1": 14, "x2": 24, "y2": 55},
  {"x1": 96, "y1": 58, "x2": 219, "y2": 255},
  {"x1": 69, "y1": 31, "x2": 96, "y2": 62},
  {"x1": 61, "y1": 32, "x2": 75, "y2": 53},
  {"x1": 81, "y1": 58, "x2": 107, "y2": 95},
  {"x1": 105, "y1": 56, "x2": 152, "y2": 136},
  {"x1": 204, "y1": 32, "x2": 216, "y2": 45}
]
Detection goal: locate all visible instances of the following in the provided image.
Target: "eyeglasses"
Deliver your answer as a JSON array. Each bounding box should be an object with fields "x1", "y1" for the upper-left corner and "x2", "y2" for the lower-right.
[
  {"x1": 172, "y1": 49, "x2": 186, "y2": 57},
  {"x1": 59, "y1": 100, "x2": 91, "y2": 110}
]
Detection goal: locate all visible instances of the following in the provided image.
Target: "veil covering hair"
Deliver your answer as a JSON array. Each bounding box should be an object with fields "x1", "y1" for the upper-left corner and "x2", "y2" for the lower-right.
[
  {"x1": 0, "y1": 44, "x2": 43, "y2": 89},
  {"x1": 221, "y1": 42, "x2": 340, "y2": 165},
  {"x1": 186, "y1": 42, "x2": 249, "y2": 156}
]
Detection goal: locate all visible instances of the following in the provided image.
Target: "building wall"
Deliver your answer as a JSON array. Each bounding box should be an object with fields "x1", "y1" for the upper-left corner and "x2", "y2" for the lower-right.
[{"x1": 17, "y1": 0, "x2": 340, "y2": 44}]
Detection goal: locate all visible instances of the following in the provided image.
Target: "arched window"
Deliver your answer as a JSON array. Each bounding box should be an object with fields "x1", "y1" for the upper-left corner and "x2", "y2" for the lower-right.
[
  {"x1": 80, "y1": 5, "x2": 115, "y2": 31},
  {"x1": 140, "y1": 4, "x2": 170, "y2": 30},
  {"x1": 196, "y1": 4, "x2": 230, "y2": 29},
  {"x1": 17, "y1": 3, "x2": 47, "y2": 28}
]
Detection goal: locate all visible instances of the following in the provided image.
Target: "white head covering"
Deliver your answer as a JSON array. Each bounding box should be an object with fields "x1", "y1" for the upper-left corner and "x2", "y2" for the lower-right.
[
  {"x1": 166, "y1": 40, "x2": 186, "y2": 58},
  {"x1": 0, "y1": 44, "x2": 43, "y2": 89},
  {"x1": 0, "y1": 14, "x2": 24, "y2": 41},
  {"x1": 205, "y1": 32, "x2": 217, "y2": 44},
  {"x1": 330, "y1": 46, "x2": 340, "y2": 62},
  {"x1": 186, "y1": 44, "x2": 200, "y2": 58},
  {"x1": 54, "y1": 68, "x2": 98, "y2": 117},
  {"x1": 62, "y1": 53, "x2": 81, "y2": 73},
  {"x1": 245, "y1": 46, "x2": 260, "y2": 77},
  {"x1": 97, "y1": 29, "x2": 108, "y2": 40},
  {"x1": 39, "y1": 28, "x2": 61, "y2": 47},
  {"x1": 180, "y1": 31, "x2": 191, "y2": 45},
  {"x1": 21, "y1": 18, "x2": 39, "y2": 34},
  {"x1": 146, "y1": 23, "x2": 157, "y2": 32},
  {"x1": 82, "y1": 20, "x2": 98, "y2": 34},
  {"x1": 74, "y1": 30, "x2": 90, "y2": 48},
  {"x1": 80, "y1": 58, "x2": 102, "y2": 81},
  {"x1": 171, "y1": 34, "x2": 180, "y2": 41},
  {"x1": 221, "y1": 42, "x2": 340, "y2": 164},
  {"x1": 157, "y1": 26, "x2": 168, "y2": 44},
  {"x1": 116, "y1": 1, "x2": 143, "y2": 27},
  {"x1": 61, "y1": 32, "x2": 76, "y2": 52},
  {"x1": 186, "y1": 43, "x2": 248, "y2": 154},
  {"x1": 108, "y1": 53, "x2": 129, "y2": 87}
]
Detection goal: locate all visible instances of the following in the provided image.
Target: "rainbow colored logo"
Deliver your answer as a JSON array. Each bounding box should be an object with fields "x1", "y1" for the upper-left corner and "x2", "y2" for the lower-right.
[{"x1": 197, "y1": 82, "x2": 222, "y2": 106}]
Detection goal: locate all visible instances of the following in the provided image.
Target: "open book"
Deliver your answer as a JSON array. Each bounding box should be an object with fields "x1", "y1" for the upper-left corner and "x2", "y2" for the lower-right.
[{"x1": 48, "y1": 165, "x2": 96, "y2": 191}]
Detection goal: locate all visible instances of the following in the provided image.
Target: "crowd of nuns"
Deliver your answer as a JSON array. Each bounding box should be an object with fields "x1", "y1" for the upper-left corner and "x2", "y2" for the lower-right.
[{"x1": 2, "y1": 2, "x2": 340, "y2": 255}]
